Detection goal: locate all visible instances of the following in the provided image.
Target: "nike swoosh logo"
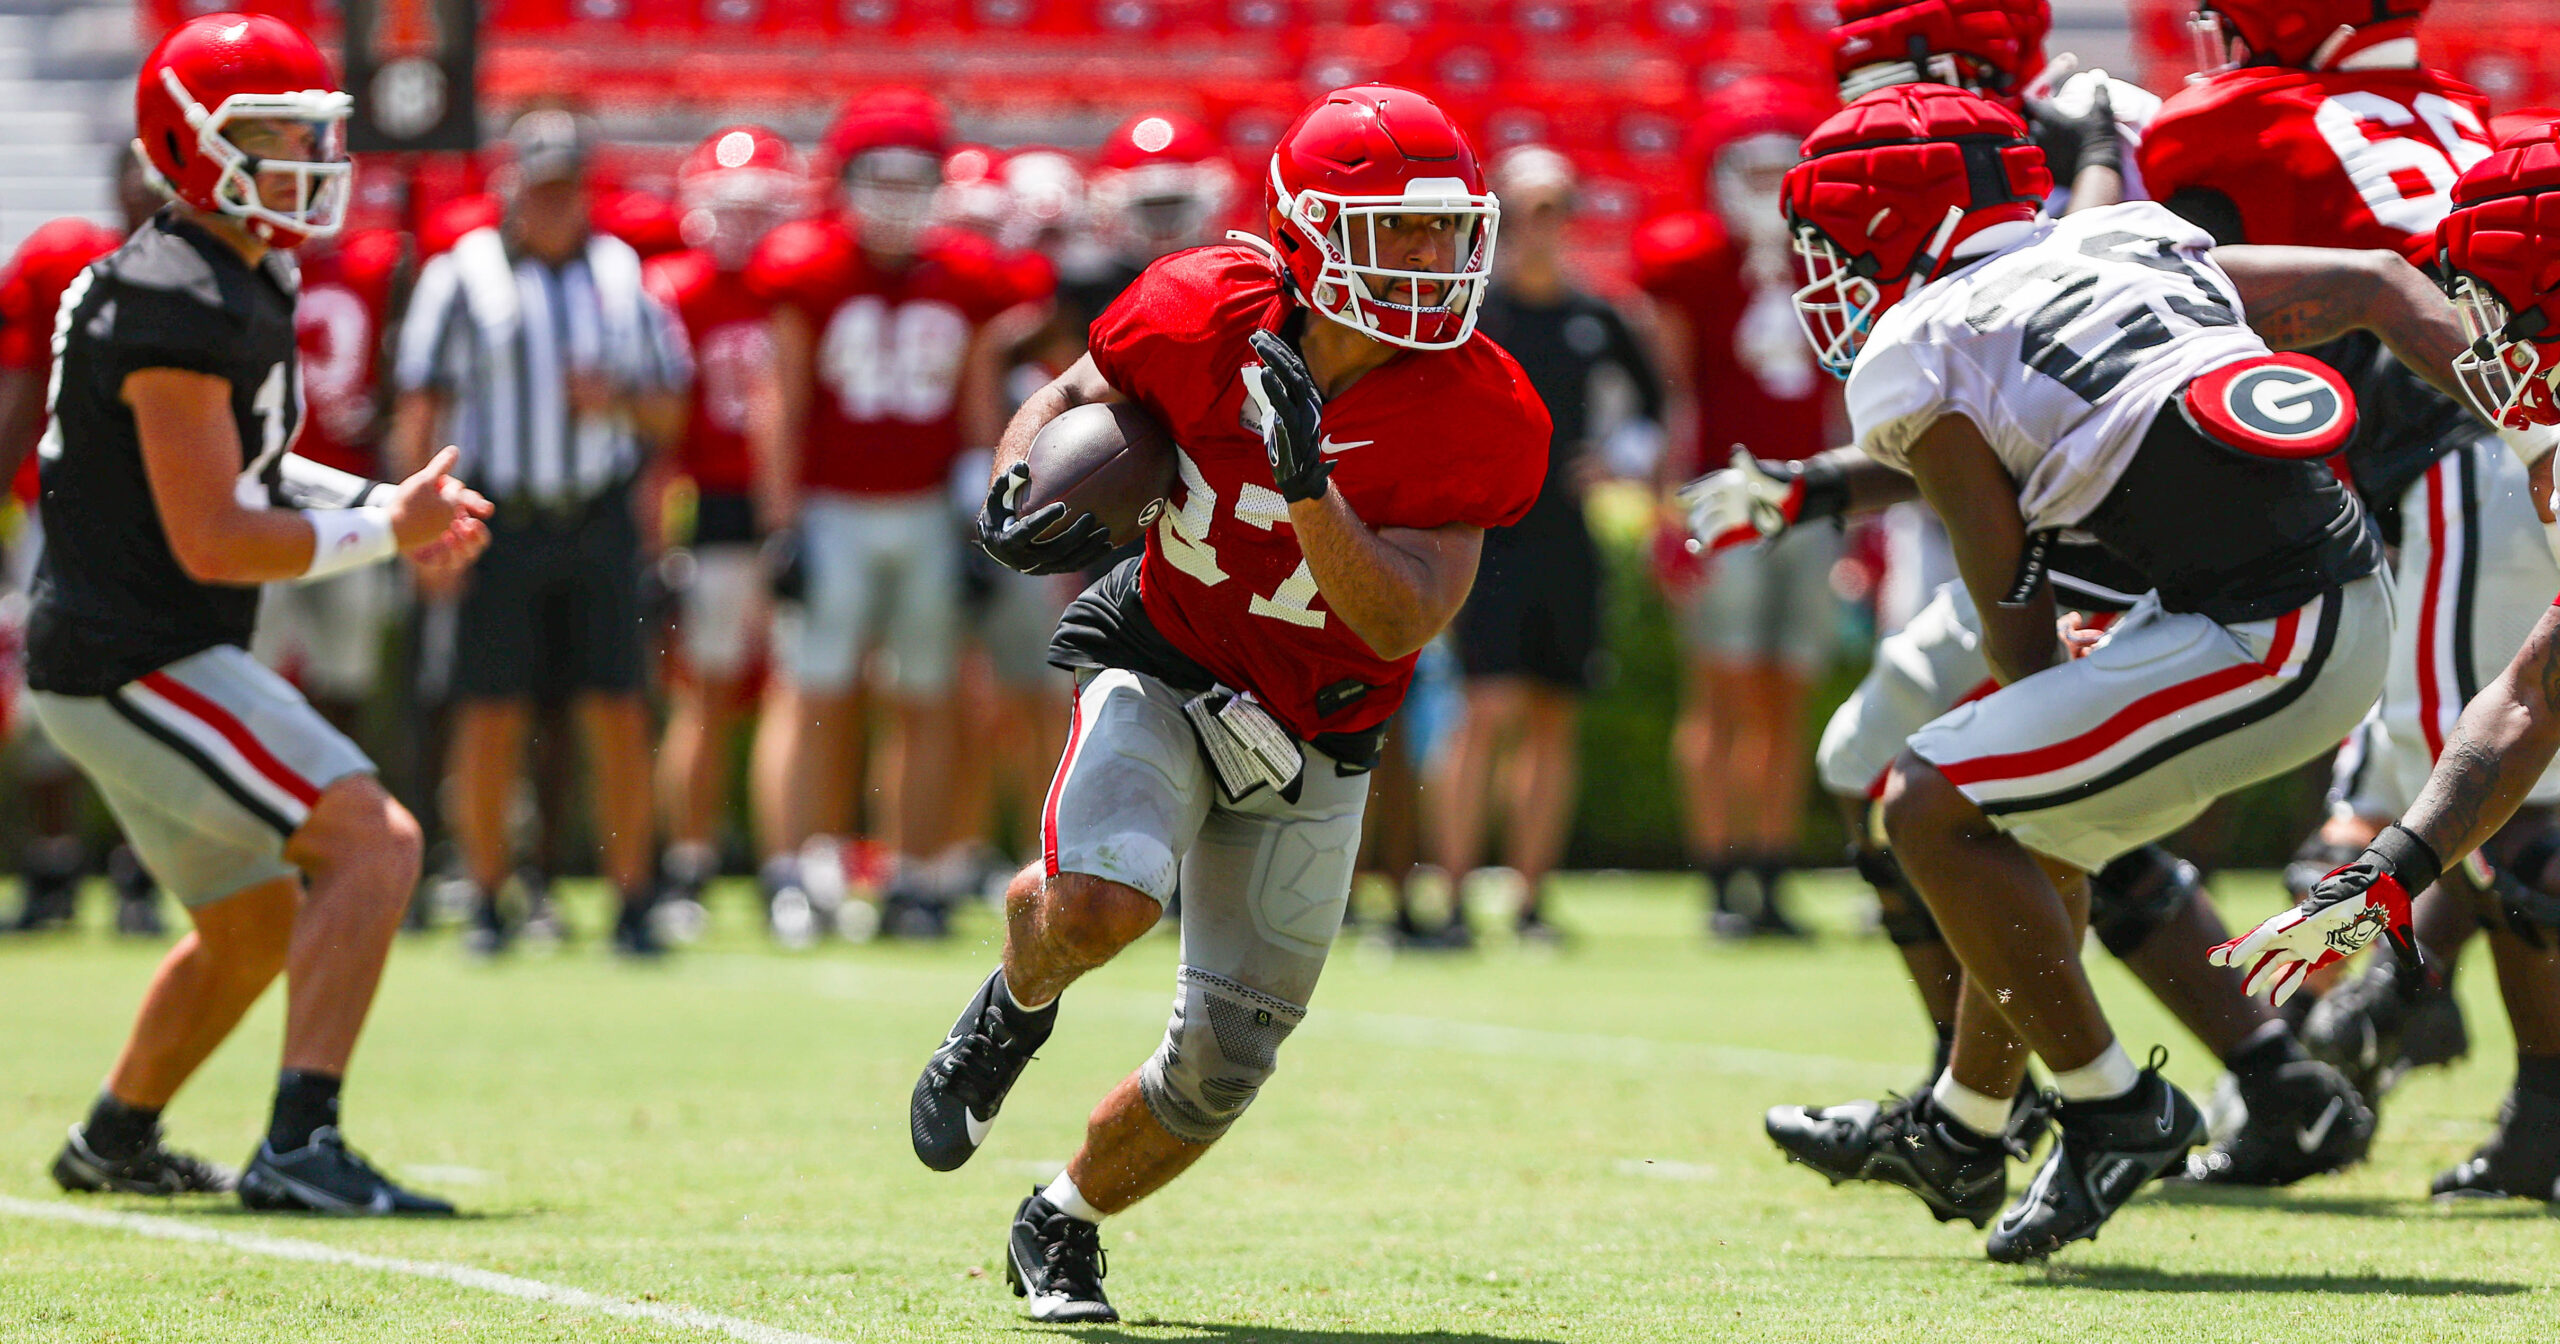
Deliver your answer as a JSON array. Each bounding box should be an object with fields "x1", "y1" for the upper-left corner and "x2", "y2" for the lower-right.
[
  {"x1": 1318, "y1": 435, "x2": 1372, "y2": 456},
  {"x1": 2294, "y1": 1096, "x2": 2344, "y2": 1153},
  {"x1": 2156, "y1": 1089, "x2": 2177, "y2": 1137},
  {"x1": 965, "y1": 1109, "x2": 992, "y2": 1146}
]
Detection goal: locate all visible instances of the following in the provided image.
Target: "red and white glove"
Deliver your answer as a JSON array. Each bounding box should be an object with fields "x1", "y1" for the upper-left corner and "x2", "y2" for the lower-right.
[
  {"x1": 1675, "y1": 447, "x2": 1846, "y2": 557},
  {"x1": 2208, "y1": 825, "x2": 2436, "y2": 1005}
]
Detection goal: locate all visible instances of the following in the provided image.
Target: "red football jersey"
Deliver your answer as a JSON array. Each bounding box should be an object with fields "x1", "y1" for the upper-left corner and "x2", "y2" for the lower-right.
[
  {"x1": 748, "y1": 218, "x2": 1038, "y2": 496},
  {"x1": 645, "y1": 248, "x2": 771, "y2": 496},
  {"x1": 0, "y1": 217, "x2": 123, "y2": 505},
  {"x1": 291, "y1": 227, "x2": 405, "y2": 477},
  {"x1": 1091, "y1": 245, "x2": 1551, "y2": 740},
  {"x1": 2141, "y1": 66, "x2": 2493, "y2": 260},
  {"x1": 1632, "y1": 210, "x2": 1832, "y2": 471}
]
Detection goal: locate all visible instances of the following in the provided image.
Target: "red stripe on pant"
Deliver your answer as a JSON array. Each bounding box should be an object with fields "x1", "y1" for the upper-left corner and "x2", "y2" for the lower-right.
[
  {"x1": 1933, "y1": 605, "x2": 2304, "y2": 789},
  {"x1": 1040, "y1": 688, "x2": 1088, "y2": 879},
  {"x1": 1860, "y1": 611, "x2": 2124, "y2": 800},
  {"x1": 137, "y1": 670, "x2": 320, "y2": 808},
  {"x1": 2415, "y1": 459, "x2": 2452, "y2": 760}
]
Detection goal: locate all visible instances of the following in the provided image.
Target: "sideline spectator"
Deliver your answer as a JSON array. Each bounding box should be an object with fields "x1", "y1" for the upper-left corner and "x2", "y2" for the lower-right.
[
  {"x1": 1424, "y1": 146, "x2": 1664, "y2": 947},
  {"x1": 391, "y1": 111, "x2": 691, "y2": 956},
  {"x1": 1636, "y1": 77, "x2": 1839, "y2": 939}
]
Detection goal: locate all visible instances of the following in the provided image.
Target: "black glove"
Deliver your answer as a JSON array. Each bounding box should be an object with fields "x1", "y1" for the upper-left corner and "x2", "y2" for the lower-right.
[
  {"x1": 1246, "y1": 329, "x2": 1332, "y2": 504},
  {"x1": 2209, "y1": 824, "x2": 2437, "y2": 1004},
  {"x1": 977, "y1": 461, "x2": 1113, "y2": 576},
  {"x1": 2025, "y1": 78, "x2": 2122, "y2": 184},
  {"x1": 762, "y1": 525, "x2": 807, "y2": 604}
]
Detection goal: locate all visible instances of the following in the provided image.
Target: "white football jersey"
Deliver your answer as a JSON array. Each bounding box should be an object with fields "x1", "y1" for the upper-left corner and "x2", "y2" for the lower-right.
[{"x1": 1848, "y1": 200, "x2": 2270, "y2": 534}]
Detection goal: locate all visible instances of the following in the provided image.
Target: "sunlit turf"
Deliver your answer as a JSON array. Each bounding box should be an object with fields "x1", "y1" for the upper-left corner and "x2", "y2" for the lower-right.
[{"x1": 2, "y1": 870, "x2": 2552, "y2": 1342}]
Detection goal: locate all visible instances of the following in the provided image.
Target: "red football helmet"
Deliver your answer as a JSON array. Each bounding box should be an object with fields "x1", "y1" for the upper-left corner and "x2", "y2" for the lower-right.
[
  {"x1": 678, "y1": 124, "x2": 806, "y2": 269},
  {"x1": 823, "y1": 88, "x2": 950, "y2": 256},
  {"x1": 1092, "y1": 112, "x2": 1236, "y2": 261},
  {"x1": 1266, "y1": 84, "x2": 1498, "y2": 351},
  {"x1": 1784, "y1": 85, "x2": 2052, "y2": 376},
  {"x1": 1829, "y1": 0, "x2": 2052, "y2": 105},
  {"x1": 135, "y1": 12, "x2": 352, "y2": 248},
  {"x1": 2189, "y1": 0, "x2": 2430, "y2": 72},
  {"x1": 1687, "y1": 76, "x2": 1834, "y2": 241},
  {"x1": 2437, "y1": 120, "x2": 2560, "y2": 430}
]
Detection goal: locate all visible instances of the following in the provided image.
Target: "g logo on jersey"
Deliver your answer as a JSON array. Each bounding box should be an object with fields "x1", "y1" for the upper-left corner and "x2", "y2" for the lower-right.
[{"x1": 2182, "y1": 354, "x2": 2357, "y2": 461}]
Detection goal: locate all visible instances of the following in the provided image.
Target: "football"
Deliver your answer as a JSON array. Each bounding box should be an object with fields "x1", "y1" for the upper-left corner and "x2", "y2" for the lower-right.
[{"x1": 1021, "y1": 400, "x2": 1179, "y2": 547}]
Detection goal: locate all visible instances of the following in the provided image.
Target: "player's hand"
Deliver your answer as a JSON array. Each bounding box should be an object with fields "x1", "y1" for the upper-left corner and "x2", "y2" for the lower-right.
[
  {"x1": 2058, "y1": 612, "x2": 2104, "y2": 660},
  {"x1": 2025, "y1": 74, "x2": 2122, "y2": 182},
  {"x1": 387, "y1": 446, "x2": 494, "y2": 554},
  {"x1": 1246, "y1": 329, "x2": 1333, "y2": 504},
  {"x1": 977, "y1": 461, "x2": 1112, "y2": 577},
  {"x1": 2208, "y1": 825, "x2": 2437, "y2": 1004},
  {"x1": 1676, "y1": 446, "x2": 1846, "y2": 554}
]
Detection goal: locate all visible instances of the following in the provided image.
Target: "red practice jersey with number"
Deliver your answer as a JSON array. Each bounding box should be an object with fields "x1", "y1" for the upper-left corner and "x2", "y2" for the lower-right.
[
  {"x1": 1089, "y1": 243, "x2": 1551, "y2": 740},
  {"x1": 0, "y1": 217, "x2": 124, "y2": 504},
  {"x1": 290, "y1": 226, "x2": 403, "y2": 477},
  {"x1": 645, "y1": 248, "x2": 772, "y2": 496},
  {"x1": 2141, "y1": 66, "x2": 2493, "y2": 258},
  {"x1": 1632, "y1": 210, "x2": 1832, "y2": 471},
  {"x1": 748, "y1": 218, "x2": 1037, "y2": 497}
]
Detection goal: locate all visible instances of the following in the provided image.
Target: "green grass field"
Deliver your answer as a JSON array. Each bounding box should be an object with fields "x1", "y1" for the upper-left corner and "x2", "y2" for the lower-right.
[{"x1": 3, "y1": 871, "x2": 2554, "y2": 1343}]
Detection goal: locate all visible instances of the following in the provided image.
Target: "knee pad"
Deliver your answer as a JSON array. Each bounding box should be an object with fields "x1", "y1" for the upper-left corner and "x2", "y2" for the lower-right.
[
  {"x1": 1851, "y1": 844, "x2": 1940, "y2": 946},
  {"x1": 2478, "y1": 828, "x2": 2560, "y2": 948},
  {"x1": 2090, "y1": 844, "x2": 2203, "y2": 959},
  {"x1": 1139, "y1": 967, "x2": 1304, "y2": 1144}
]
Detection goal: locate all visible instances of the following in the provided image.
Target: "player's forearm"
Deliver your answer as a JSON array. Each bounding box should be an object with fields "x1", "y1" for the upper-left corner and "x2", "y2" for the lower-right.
[
  {"x1": 994, "y1": 380, "x2": 1073, "y2": 478},
  {"x1": 1288, "y1": 492, "x2": 1476, "y2": 661},
  {"x1": 165, "y1": 505, "x2": 329, "y2": 585},
  {"x1": 2222, "y1": 246, "x2": 2470, "y2": 403},
  {"x1": 1830, "y1": 447, "x2": 1920, "y2": 513},
  {"x1": 2400, "y1": 609, "x2": 2560, "y2": 868},
  {"x1": 2059, "y1": 164, "x2": 2124, "y2": 214}
]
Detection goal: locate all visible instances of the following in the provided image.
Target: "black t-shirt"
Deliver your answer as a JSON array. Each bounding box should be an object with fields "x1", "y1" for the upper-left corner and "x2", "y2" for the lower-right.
[
  {"x1": 26, "y1": 211, "x2": 304, "y2": 695},
  {"x1": 2316, "y1": 332, "x2": 2480, "y2": 545},
  {"x1": 1471, "y1": 285, "x2": 1662, "y2": 540}
]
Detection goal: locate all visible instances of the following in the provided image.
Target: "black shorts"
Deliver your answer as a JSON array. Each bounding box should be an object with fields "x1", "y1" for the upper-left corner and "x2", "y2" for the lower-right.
[
  {"x1": 452, "y1": 486, "x2": 645, "y2": 701},
  {"x1": 1455, "y1": 519, "x2": 1602, "y2": 692}
]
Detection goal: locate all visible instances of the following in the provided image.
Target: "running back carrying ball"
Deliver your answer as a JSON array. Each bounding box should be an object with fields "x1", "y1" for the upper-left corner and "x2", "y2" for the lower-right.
[{"x1": 1021, "y1": 400, "x2": 1178, "y2": 545}]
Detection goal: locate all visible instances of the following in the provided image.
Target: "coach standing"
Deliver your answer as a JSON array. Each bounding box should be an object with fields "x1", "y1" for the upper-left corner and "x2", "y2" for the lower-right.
[{"x1": 391, "y1": 111, "x2": 691, "y2": 956}]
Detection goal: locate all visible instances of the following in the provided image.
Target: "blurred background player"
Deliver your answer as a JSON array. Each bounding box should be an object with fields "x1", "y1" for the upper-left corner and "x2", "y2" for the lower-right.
[
  {"x1": 646, "y1": 124, "x2": 803, "y2": 932},
  {"x1": 391, "y1": 110, "x2": 692, "y2": 957},
  {"x1": 746, "y1": 89, "x2": 1040, "y2": 938},
  {"x1": 2144, "y1": 0, "x2": 2560, "y2": 1195},
  {"x1": 1635, "y1": 73, "x2": 1838, "y2": 938},
  {"x1": 1425, "y1": 144, "x2": 1663, "y2": 947},
  {"x1": 0, "y1": 145, "x2": 164, "y2": 935}
]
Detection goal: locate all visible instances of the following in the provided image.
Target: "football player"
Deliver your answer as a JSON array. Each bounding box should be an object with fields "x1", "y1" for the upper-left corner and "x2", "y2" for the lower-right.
[
  {"x1": 745, "y1": 89, "x2": 1043, "y2": 937},
  {"x1": 1635, "y1": 73, "x2": 1839, "y2": 939},
  {"x1": 1778, "y1": 84, "x2": 2477, "y2": 1260},
  {"x1": 907, "y1": 85, "x2": 1548, "y2": 1320},
  {"x1": 2145, "y1": 0, "x2": 2560, "y2": 1161},
  {"x1": 645, "y1": 125, "x2": 803, "y2": 933},
  {"x1": 2216, "y1": 120, "x2": 2560, "y2": 1205},
  {"x1": 0, "y1": 146, "x2": 163, "y2": 934},
  {"x1": 1754, "y1": 0, "x2": 2365, "y2": 1195},
  {"x1": 37, "y1": 13, "x2": 487, "y2": 1212}
]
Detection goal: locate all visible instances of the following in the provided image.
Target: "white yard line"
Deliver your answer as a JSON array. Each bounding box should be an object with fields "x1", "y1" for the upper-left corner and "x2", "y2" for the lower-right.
[{"x1": 0, "y1": 1196, "x2": 858, "y2": 1344}]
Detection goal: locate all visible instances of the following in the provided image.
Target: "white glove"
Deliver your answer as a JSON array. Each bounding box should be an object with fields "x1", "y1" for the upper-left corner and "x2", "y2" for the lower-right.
[
  {"x1": 2207, "y1": 826, "x2": 2432, "y2": 1005},
  {"x1": 1677, "y1": 447, "x2": 1802, "y2": 556}
]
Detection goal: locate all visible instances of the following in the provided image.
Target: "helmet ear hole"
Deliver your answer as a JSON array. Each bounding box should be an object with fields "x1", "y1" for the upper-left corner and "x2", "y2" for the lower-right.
[{"x1": 164, "y1": 129, "x2": 186, "y2": 168}]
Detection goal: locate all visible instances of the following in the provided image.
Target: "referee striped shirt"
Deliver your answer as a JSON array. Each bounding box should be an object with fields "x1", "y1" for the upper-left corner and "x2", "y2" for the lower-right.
[{"x1": 393, "y1": 225, "x2": 692, "y2": 505}]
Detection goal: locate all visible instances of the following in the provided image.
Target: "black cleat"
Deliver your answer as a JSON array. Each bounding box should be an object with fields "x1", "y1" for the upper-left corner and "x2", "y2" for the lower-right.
[
  {"x1": 51, "y1": 1123, "x2": 235, "y2": 1195},
  {"x1": 238, "y1": 1128, "x2": 454, "y2": 1215},
  {"x1": 610, "y1": 896, "x2": 666, "y2": 958},
  {"x1": 2431, "y1": 1089, "x2": 2560, "y2": 1202},
  {"x1": 109, "y1": 846, "x2": 166, "y2": 937},
  {"x1": 2184, "y1": 1060, "x2": 2373, "y2": 1186},
  {"x1": 881, "y1": 885, "x2": 953, "y2": 940},
  {"x1": 1987, "y1": 1061, "x2": 2205, "y2": 1263},
  {"x1": 1765, "y1": 1092, "x2": 2024, "y2": 1228},
  {"x1": 2300, "y1": 955, "x2": 2467, "y2": 1103},
  {"x1": 911, "y1": 970, "x2": 1054, "y2": 1171},
  {"x1": 1006, "y1": 1190, "x2": 1117, "y2": 1323}
]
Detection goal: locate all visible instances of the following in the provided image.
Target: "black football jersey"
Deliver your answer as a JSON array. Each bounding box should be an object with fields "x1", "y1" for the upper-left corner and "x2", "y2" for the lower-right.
[{"x1": 26, "y1": 210, "x2": 303, "y2": 695}]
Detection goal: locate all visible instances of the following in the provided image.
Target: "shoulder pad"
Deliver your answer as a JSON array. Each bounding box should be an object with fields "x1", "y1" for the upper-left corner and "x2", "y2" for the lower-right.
[
  {"x1": 746, "y1": 218, "x2": 852, "y2": 301},
  {"x1": 103, "y1": 222, "x2": 225, "y2": 309}
]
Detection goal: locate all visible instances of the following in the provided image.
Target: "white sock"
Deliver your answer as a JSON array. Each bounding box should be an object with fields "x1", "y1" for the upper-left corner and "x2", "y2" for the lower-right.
[
  {"x1": 998, "y1": 971, "x2": 1055, "y2": 1015},
  {"x1": 1041, "y1": 1172, "x2": 1106, "y2": 1224},
  {"x1": 1929, "y1": 1072, "x2": 2012, "y2": 1140},
  {"x1": 2051, "y1": 1041, "x2": 2140, "y2": 1103}
]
